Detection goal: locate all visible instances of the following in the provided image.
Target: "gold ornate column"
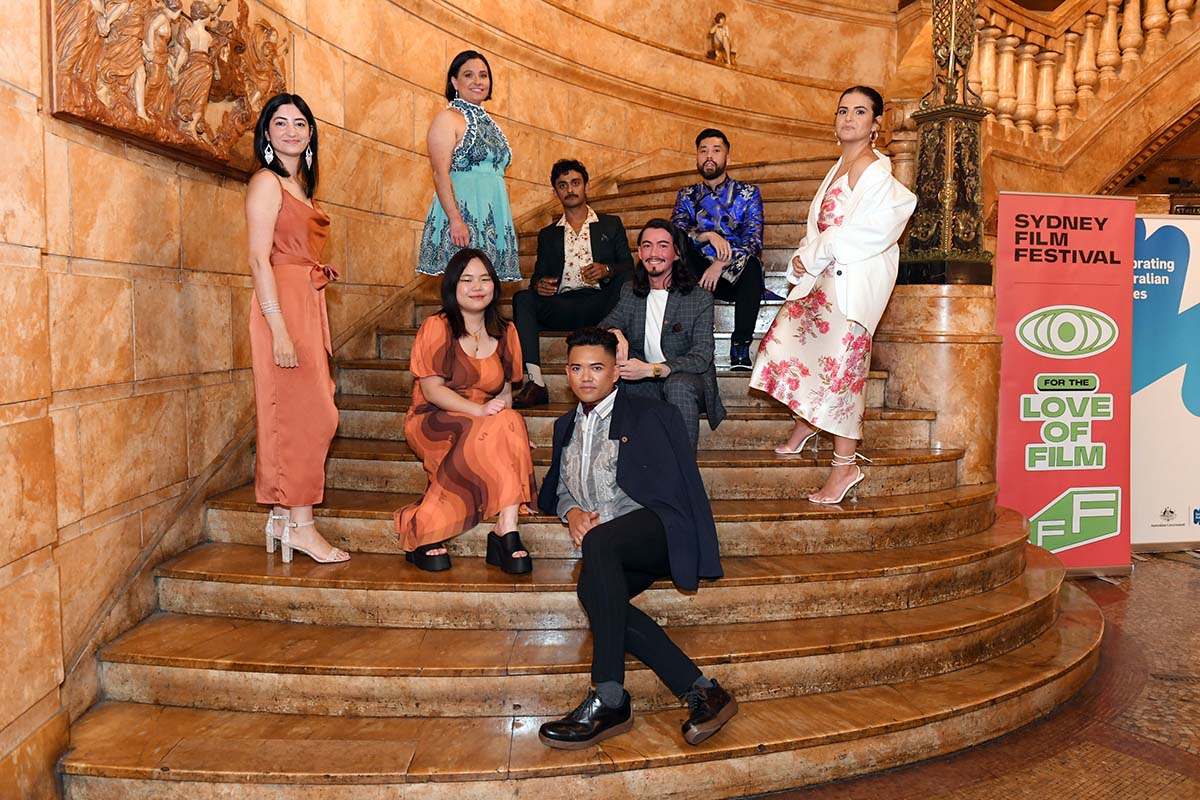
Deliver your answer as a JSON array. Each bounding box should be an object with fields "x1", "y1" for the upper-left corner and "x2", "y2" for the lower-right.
[{"x1": 900, "y1": 0, "x2": 993, "y2": 285}]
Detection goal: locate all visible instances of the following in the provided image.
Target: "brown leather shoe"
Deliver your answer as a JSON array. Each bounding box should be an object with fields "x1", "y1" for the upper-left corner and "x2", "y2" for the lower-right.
[
  {"x1": 681, "y1": 679, "x2": 738, "y2": 745},
  {"x1": 512, "y1": 381, "x2": 549, "y2": 409}
]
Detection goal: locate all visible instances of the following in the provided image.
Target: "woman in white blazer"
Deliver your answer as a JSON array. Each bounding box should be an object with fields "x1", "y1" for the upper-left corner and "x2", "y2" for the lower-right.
[{"x1": 750, "y1": 86, "x2": 916, "y2": 504}]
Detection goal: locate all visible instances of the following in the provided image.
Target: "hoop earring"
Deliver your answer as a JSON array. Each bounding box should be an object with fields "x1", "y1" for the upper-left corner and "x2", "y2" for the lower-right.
[
  {"x1": 835, "y1": 136, "x2": 841, "y2": 145},
  {"x1": 304, "y1": 146, "x2": 313, "y2": 169},
  {"x1": 871, "y1": 130, "x2": 878, "y2": 141},
  {"x1": 263, "y1": 142, "x2": 274, "y2": 165}
]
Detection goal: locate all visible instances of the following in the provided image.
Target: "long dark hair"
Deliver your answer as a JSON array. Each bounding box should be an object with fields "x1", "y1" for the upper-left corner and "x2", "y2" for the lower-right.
[
  {"x1": 439, "y1": 249, "x2": 509, "y2": 339},
  {"x1": 444, "y1": 50, "x2": 494, "y2": 102},
  {"x1": 631, "y1": 219, "x2": 696, "y2": 297},
  {"x1": 254, "y1": 93, "x2": 319, "y2": 198}
]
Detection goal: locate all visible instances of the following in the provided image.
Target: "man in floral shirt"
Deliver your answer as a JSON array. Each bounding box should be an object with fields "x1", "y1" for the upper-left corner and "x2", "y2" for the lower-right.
[{"x1": 671, "y1": 129, "x2": 765, "y2": 370}]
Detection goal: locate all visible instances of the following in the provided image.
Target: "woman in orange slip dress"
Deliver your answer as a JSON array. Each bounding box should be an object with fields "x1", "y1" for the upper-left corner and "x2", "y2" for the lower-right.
[
  {"x1": 749, "y1": 85, "x2": 916, "y2": 505},
  {"x1": 395, "y1": 248, "x2": 536, "y2": 573},
  {"x1": 246, "y1": 93, "x2": 349, "y2": 564}
]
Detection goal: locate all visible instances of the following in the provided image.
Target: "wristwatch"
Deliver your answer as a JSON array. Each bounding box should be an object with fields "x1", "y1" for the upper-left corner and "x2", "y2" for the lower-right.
[{"x1": 652, "y1": 364, "x2": 663, "y2": 378}]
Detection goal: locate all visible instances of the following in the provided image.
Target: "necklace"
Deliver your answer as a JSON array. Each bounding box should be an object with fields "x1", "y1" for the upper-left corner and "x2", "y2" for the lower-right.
[{"x1": 465, "y1": 321, "x2": 486, "y2": 352}]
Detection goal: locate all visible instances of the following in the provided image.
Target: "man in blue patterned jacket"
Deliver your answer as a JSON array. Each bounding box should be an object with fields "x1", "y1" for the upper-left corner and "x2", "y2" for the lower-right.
[{"x1": 671, "y1": 129, "x2": 765, "y2": 370}]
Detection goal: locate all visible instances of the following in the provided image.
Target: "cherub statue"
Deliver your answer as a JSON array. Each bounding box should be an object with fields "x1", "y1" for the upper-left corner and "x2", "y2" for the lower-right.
[{"x1": 707, "y1": 13, "x2": 735, "y2": 66}]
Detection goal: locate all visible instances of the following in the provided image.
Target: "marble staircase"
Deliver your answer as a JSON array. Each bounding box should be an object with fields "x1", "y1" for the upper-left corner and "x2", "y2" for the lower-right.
[{"x1": 58, "y1": 157, "x2": 1103, "y2": 799}]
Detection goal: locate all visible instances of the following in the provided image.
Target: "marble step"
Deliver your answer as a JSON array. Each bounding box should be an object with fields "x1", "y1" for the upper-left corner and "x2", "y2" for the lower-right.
[
  {"x1": 616, "y1": 157, "x2": 838, "y2": 193},
  {"x1": 156, "y1": 513, "x2": 1027, "y2": 630},
  {"x1": 411, "y1": 297, "x2": 792, "y2": 331},
  {"x1": 61, "y1": 585, "x2": 1102, "y2": 798},
  {"x1": 205, "y1": 483, "x2": 998, "y2": 558},
  {"x1": 518, "y1": 246, "x2": 802, "y2": 277},
  {"x1": 337, "y1": 345, "x2": 865, "y2": 405},
  {"x1": 585, "y1": 195, "x2": 813, "y2": 221},
  {"x1": 333, "y1": 396, "x2": 929, "y2": 449},
  {"x1": 321, "y1": 438, "x2": 961, "y2": 500},
  {"x1": 100, "y1": 548, "x2": 1061, "y2": 717},
  {"x1": 518, "y1": 225, "x2": 806, "y2": 254}
]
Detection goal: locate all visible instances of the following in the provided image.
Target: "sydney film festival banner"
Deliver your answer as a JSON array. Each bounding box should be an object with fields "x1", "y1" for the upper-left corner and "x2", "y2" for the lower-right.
[
  {"x1": 996, "y1": 192, "x2": 1135, "y2": 573},
  {"x1": 1132, "y1": 216, "x2": 1200, "y2": 547}
]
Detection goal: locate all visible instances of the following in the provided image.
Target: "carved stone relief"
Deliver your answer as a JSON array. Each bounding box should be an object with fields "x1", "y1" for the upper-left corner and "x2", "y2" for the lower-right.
[{"x1": 52, "y1": 0, "x2": 289, "y2": 174}]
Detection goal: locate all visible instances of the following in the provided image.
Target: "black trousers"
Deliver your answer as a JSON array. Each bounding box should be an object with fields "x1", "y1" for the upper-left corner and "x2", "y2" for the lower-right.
[
  {"x1": 512, "y1": 278, "x2": 625, "y2": 369},
  {"x1": 685, "y1": 246, "x2": 764, "y2": 346},
  {"x1": 576, "y1": 508, "x2": 702, "y2": 696}
]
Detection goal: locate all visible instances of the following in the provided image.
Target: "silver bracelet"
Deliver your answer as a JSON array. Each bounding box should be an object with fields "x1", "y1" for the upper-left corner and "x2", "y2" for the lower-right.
[{"x1": 259, "y1": 300, "x2": 282, "y2": 316}]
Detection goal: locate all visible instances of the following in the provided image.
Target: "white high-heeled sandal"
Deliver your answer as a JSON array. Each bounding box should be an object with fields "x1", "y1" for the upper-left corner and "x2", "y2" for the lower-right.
[
  {"x1": 808, "y1": 450, "x2": 872, "y2": 504},
  {"x1": 264, "y1": 509, "x2": 289, "y2": 553},
  {"x1": 281, "y1": 519, "x2": 351, "y2": 564},
  {"x1": 775, "y1": 429, "x2": 820, "y2": 455}
]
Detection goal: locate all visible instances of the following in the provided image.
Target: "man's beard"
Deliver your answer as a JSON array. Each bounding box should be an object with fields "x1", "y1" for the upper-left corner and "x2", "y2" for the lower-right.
[{"x1": 700, "y1": 161, "x2": 724, "y2": 180}]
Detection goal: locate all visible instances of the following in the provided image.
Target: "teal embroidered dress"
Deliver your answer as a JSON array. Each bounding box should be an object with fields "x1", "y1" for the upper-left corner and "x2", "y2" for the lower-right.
[{"x1": 418, "y1": 98, "x2": 521, "y2": 281}]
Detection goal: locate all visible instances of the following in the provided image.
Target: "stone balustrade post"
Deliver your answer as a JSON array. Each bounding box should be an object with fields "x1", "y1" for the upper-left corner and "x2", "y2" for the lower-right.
[
  {"x1": 995, "y1": 33, "x2": 1020, "y2": 126},
  {"x1": 1143, "y1": 0, "x2": 1171, "y2": 57},
  {"x1": 1076, "y1": 13, "x2": 1101, "y2": 102},
  {"x1": 1034, "y1": 50, "x2": 1059, "y2": 140},
  {"x1": 967, "y1": 19, "x2": 984, "y2": 100},
  {"x1": 1096, "y1": 0, "x2": 1123, "y2": 91},
  {"x1": 1014, "y1": 42, "x2": 1040, "y2": 133},
  {"x1": 887, "y1": 100, "x2": 921, "y2": 189},
  {"x1": 1167, "y1": 0, "x2": 1194, "y2": 32},
  {"x1": 979, "y1": 25, "x2": 1002, "y2": 111},
  {"x1": 1055, "y1": 32, "x2": 1080, "y2": 136},
  {"x1": 1119, "y1": 0, "x2": 1145, "y2": 76}
]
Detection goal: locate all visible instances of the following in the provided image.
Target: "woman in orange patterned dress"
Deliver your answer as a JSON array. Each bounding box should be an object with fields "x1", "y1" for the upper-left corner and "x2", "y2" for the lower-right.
[
  {"x1": 395, "y1": 249, "x2": 536, "y2": 573},
  {"x1": 247, "y1": 93, "x2": 348, "y2": 564}
]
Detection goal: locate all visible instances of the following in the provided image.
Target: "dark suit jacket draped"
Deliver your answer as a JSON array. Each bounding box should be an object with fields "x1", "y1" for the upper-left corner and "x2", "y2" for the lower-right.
[
  {"x1": 536, "y1": 386, "x2": 723, "y2": 590},
  {"x1": 599, "y1": 282, "x2": 727, "y2": 428},
  {"x1": 530, "y1": 212, "x2": 634, "y2": 287}
]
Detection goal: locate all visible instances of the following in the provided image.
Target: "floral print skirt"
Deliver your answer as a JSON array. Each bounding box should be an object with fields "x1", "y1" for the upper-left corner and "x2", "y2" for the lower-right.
[{"x1": 749, "y1": 272, "x2": 871, "y2": 440}]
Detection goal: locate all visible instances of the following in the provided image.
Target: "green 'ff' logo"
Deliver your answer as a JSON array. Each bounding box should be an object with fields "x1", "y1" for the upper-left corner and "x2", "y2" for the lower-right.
[
  {"x1": 1016, "y1": 305, "x2": 1118, "y2": 360},
  {"x1": 1029, "y1": 486, "x2": 1121, "y2": 553}
]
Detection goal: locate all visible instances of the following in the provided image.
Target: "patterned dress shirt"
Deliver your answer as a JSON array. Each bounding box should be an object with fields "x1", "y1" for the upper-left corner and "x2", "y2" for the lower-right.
[
  {"x1": 671, "y1": 177, "x2": 764, "y2": 284},
  {"x1": 554, "y1": 388, "x2": 643, "y2": 523},
  {"x1": 557, "y1": 207, "x2": 600, "y2": 293}
]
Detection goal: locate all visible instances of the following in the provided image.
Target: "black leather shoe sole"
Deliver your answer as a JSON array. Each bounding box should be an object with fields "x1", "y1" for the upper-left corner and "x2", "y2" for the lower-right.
[
  {"x1": 538, "y1": 715, "x2": 635, "y2": 750},
  {"x1": 682, "y1": 696, "x2": 739, "y2": 745}
]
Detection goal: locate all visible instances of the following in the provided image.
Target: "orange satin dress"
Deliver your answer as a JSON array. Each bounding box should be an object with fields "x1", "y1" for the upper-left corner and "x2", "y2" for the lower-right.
[
  {"x1": 249, "y1": 177, "x2": 340, "y2": 506},
  {"x1": 395, "y1": 315, "x2": 536, "y2": 551}
]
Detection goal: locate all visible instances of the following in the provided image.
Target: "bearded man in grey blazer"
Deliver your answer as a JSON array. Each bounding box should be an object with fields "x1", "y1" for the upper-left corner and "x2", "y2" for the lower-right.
[{"x1": 599, "y1": 219, "x2": 727, "y2": 451}]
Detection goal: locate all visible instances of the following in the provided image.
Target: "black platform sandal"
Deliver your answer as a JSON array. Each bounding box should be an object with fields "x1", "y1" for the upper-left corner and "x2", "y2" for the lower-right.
[
  {"x1": 486, "y1": 530, "x2": 533, "y2": 574},
  {"x1": 405, "y1": 541, "x2": 451, "y2": 572}
]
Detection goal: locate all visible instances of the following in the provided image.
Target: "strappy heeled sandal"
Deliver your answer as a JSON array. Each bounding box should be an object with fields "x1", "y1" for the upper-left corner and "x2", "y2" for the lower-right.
[
  {"x1": 774, "y1": 429, "x2": 819, "y2": 455},
  {"x1": 406, "y1": 541, "x2": 452, "y2": 572},
  {"x1": 808, "y1": 451, "x2": 872, "y2": 504},
  {"x1": 486, "y1": 530, "x2": 533, "y2": 574},
  {"x1": 281, "y1": 519, "x2": 351, "y2": 564},
  {"x1": 264, "y1": 509, "x2": 289, "y2": 553}
]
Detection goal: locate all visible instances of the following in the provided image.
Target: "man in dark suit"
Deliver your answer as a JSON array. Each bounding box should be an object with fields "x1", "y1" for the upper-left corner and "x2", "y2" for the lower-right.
[
  {"x1": 537, "y1": 327, "x2": 737, "y2": 750},
  {"x1": 598, "y1": 219, "x2": 727, "y2": 451},
  {"x1": 511, "y1": 159, "x2": 634, "y2": 408}
]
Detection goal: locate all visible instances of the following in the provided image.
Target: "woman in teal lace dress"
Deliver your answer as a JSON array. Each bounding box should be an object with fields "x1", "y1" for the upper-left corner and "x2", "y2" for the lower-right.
[{"x1": 419, "y1": 50, "x2": 521, "y2": 281}]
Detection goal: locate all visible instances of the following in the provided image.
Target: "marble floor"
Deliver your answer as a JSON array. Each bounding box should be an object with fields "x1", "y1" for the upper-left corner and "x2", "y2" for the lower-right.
[{"x1": 761, "y1": 553, "x2": 1200, "y2": 799}]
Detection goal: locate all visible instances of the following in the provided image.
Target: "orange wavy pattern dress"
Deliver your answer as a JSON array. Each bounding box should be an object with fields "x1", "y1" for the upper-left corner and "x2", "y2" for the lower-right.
[
  {"x1": 249, "y1": 178, "x2": 340, "y2": 506},
  {"x1": 395, "y1": 315, "x2": 536, "y2": 551}
]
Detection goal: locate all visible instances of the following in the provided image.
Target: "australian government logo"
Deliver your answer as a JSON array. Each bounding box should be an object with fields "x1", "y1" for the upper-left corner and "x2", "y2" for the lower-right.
[
  {"x1": 1151, "y1": 504, "x2": 1186, "y2": 529},
  {"x1": 1016, "y1": 305, "x2": 1118, "y2": 359}
]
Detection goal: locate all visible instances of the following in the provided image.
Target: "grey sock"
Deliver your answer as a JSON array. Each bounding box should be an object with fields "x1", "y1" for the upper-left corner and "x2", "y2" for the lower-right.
[
  {"x1": 691, "y1": 675, "x2": 714, "y2": 691},
  {"x1": 595, "y1": 681, "x2": 626, "y2": 708}
]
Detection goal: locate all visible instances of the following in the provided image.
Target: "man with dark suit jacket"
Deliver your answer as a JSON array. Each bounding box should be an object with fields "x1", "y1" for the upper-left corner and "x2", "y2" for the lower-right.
[
  {"x1": 511, "y1": 160, "x2": 634, "y2": 409},
  {"x1": 598, "y1": 219, "x2": 727, "y2": 451},
  {"x1": 537, "y1": 327, "x2": 737, "y2": 750}
]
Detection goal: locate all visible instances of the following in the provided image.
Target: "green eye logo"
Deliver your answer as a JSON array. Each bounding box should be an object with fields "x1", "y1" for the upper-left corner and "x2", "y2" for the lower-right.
[{"x1": 1015, "y1": 305, "x2": 1118, "y2": 359}]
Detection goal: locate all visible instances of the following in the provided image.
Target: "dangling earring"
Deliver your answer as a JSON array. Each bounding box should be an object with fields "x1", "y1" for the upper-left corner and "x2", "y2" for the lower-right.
[
  {"x1": 835, "y1": 136, "x2": 841, "y2": 145},
  {"x1": 304, "y1": 146, "x2": 313, "y2": 169},
  {"x1": 263, "y1": 142, "x2": 274, "y2": 165}
]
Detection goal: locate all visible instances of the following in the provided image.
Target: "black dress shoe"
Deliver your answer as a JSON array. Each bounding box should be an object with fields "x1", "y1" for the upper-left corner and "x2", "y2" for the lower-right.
[
  {"x1": 486, "y1": 530, "x2": 532, "y2": 574},
  {"x1": 512, "y1": 382, "x2": 549, "y2": 409},
  {"x1": 538, "y1": 689, "x2": 634, "y2": 750},
  {"x1": 681, "y1": 679, "x2": 738, "y2": 745}
]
